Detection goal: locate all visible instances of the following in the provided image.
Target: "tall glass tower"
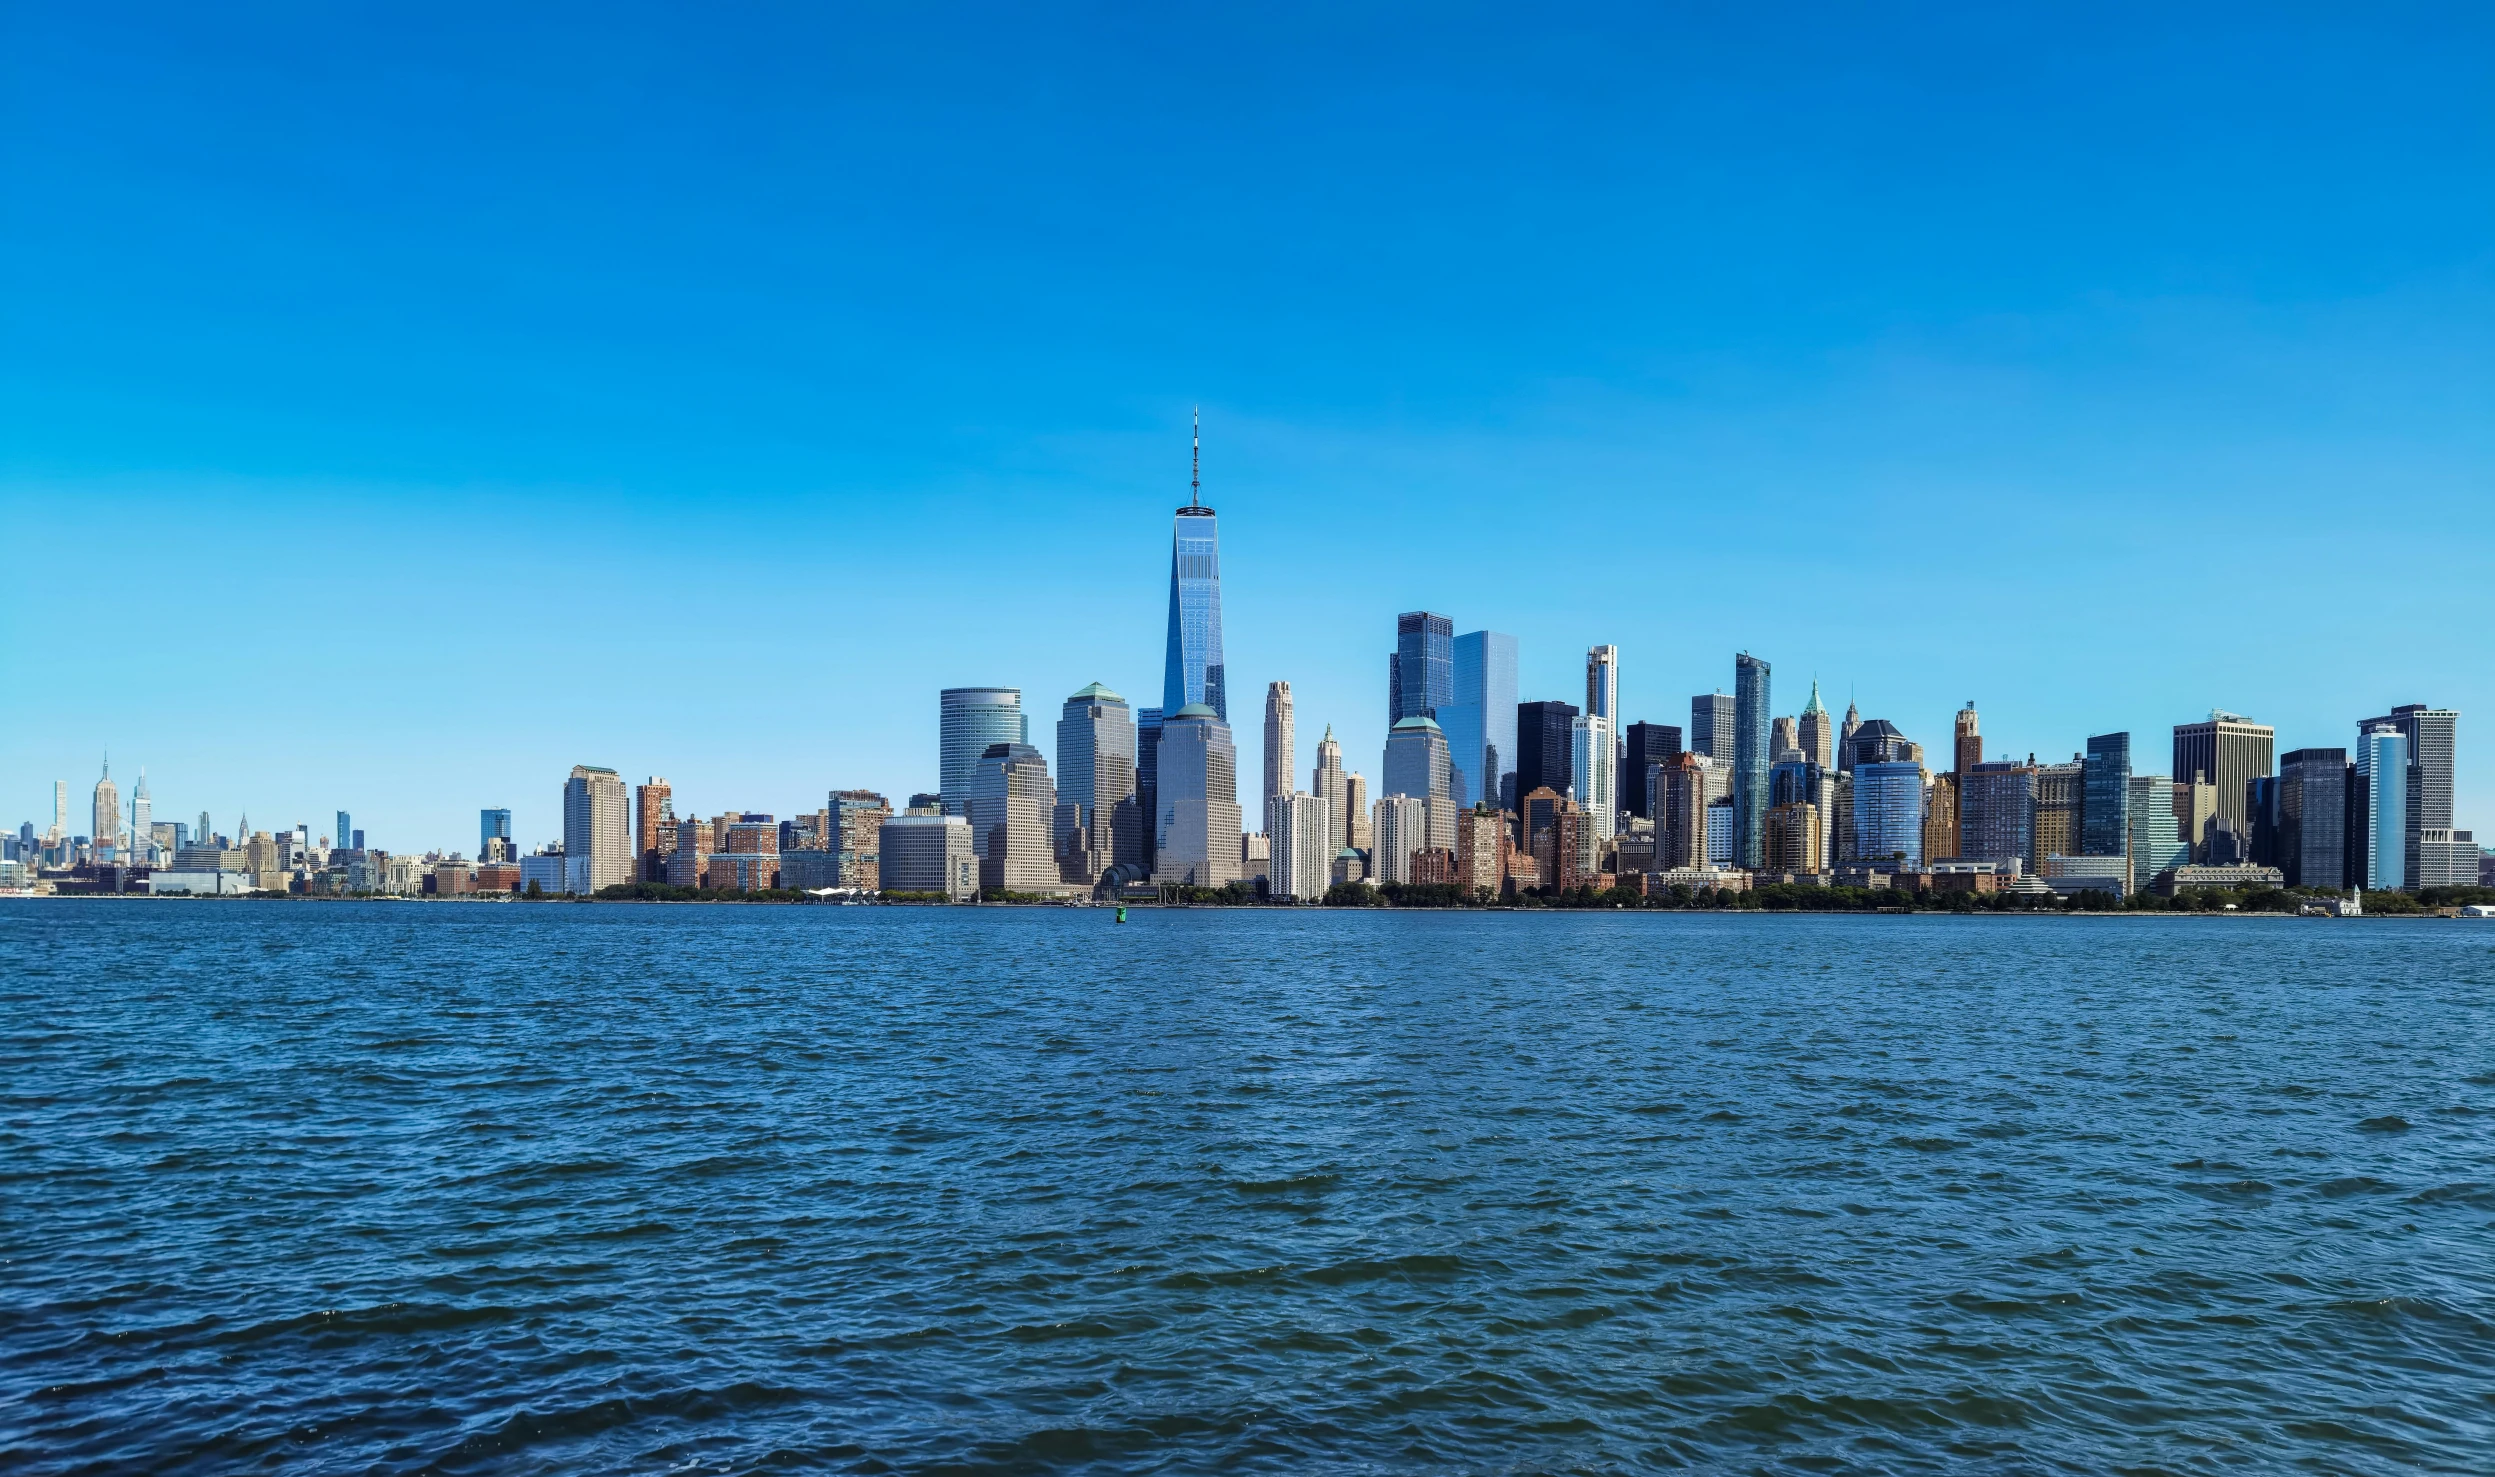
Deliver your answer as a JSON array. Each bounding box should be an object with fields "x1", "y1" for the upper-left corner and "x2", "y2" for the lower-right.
[
  {"x1": 1162, "y1": 412, "x2": 1227, "y2": 722},
  {"x1": 1447, "y1": 630, "x2": 1516, "y2": 809},
  {"x1": 1390, "y1": 612, "x2": 1453, "y2": 725},
  {"x1": 2081, "y1": 732, "x2": 2132, "y2": 857},
  {"x1": 1733, "y1": 652, "x2": 1771, "y2": 869}
]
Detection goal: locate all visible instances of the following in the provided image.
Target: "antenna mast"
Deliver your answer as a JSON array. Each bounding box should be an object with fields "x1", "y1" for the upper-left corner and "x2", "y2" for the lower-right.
[{"x1": 1190, "y1": 405, "x2": 1200, "y2": 508}]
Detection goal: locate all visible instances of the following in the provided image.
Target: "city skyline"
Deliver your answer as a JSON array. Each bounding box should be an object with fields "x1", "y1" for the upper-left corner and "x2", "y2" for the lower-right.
[{"x1": 6, "y1": 9, "x2": 2492, "y2": 849}]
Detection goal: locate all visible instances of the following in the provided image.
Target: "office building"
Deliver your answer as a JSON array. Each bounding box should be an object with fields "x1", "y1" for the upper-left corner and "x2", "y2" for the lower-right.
[
  {"x1": 2420, "y1": 829, "x2": 2479, "y2": 890},
  {"x1": 1623, "y1": 722, "x2": 1682, "y2": 820},
  {"x1": 1136, "y1": 706, "x2": 1164, "y2": 872},
  {"x1": 1055, "y1": 683, "x2": 1139, "y2": 884},
  {"x1": 1954, "y1": 703, "x2": 1982, "y2": 776},
  {"x1": 1262, "y1": 681, "x2": 1294, "y2": 822},
  {"x1": 1312, "y1": 724, "x2": 1345, "y2": 857},
  {"x1": 1838, "y1": 700, "x2": 1863, "y2": 773},
  {"x1": 1771, "y1": 716, "x2": 1798, "y2": 761},
  {"x1": 2173, "y1": 774, "x2": 2218, "y2": 861},
  {"x1": 970, "y1": 742, "x2": 1070, "y2": 894},
  {"x1": 940, "y1": 687, "x2": 1026, "y2": 818},
  {"x1": 1853, "y1": 761, "x2": 1924, "y2": 869},
  {"x1": 562, "y1": 765, "x2": 633, "y2": 891},
  {"x1": 1691, "y1": 691, "x2": 1735, "y2": 763},
  {"x1": 2356, "y1": 725, "x2": 2408, "y2": 891},
  {"x1": 1371, "y1": 794, "x2": 1427, "y2": 884},
  {"x1": 1796, "y1": 682, "x2": 1833, "y2": 769},
  {"x1": 1764, "y1": 800, "x2": 1824, "y2": 876},
  {"x1": 1516, "y1": 700, "x2": 1578, "y2": 809},
  {"x1": 1961, "y1": 761, "x2": 2038, "y2": 871},
  {"x1": 1585, "y1": 644, "x2": 1619, "y2": 723},
  {"x1": 2358, "y1": 704, "x2": 2458, "y2": 891},
  {"x1": 2276, "y1": 748, "x2": 2348, "y2": 891},
  {"x1": 1343, "y1": 771, "x2": 1372, "y2": 855},
  {"x1": 2172, "y1": 711, "x2": 2275, "y2": 835},
  {"x1": 1705, "y1": 797, "x2": 1736, "y2": 866},
  {"x1": 2041, "y1": 853, "x2": 2131, "y2": 898},
  {"x1": 480, "y1": 808, "x2": 513, "y2": 863},
  {"x1": 91, "y1": 759, "x2": 120, "y2": 862},
  {"x1": 2126, "y1": 774, "x2": 2185, "y2": 892},
  {"x1": 1164, "y1": 416, "x2": 1228, "y2": 721},
  {"x1": 1733, "y1": 653, "x2": 1772, "y2": 869},
  {"x1": 2034, "y1": 759, "x2": 2085, "y2": 866},
  {"x1": 1769, "y1": 752, "x2": 1832, "y2": 871},
  {"x1": 2081, "y1": 734, "x2": 2131, "y2": 857},
  {"x1": 634, "y1": 778, "x2": 672, "y2": 882},
  {"x1": 1843, "y1": 718, "x2": 1919, "y2": 770},
  {"x1": 878, "y1": 813, "x2": 976, "y2": 899},
  {"x1": 1447, "y1": 630, "x2": 1518, "y2": 810},
  {"x1": 1390, "y1": 612, "x2": 1454, "y2": 725},
  {"x1": 1153, "y1": 704, "x2": 1243, "y2": 887},
  {"x1": 1384, "y1": 716, "x2": 1452, "y2": 803},
  {"x1": 1268, "y1": 791, "x2": 1332, "y2": 901},
  {"x1": 128, "y1": 770, "x2": 150, "y2": 862}
]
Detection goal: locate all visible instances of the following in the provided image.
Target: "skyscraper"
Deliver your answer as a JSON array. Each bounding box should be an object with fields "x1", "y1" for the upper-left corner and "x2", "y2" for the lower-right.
[
  {"x1": 1654, "y1": 753, "x2": 1709, "y2": 870},
  {"x1": 1584, "y1": 645, "x2": 1618, "y2": 723},
  {"x1": 1954, "y1": 703, "x2": 1982, "y2": 776},
  {"x1": 2081, "y1": 734, "x2": 2131, "y2": 857},
  {"x1": 52, "y1": 781, "x2": 68, "y2": 843},
  {"x1": 1136, "y1": 705, "x2": 1164, "y2": 872},
  {"x1": 971, "y1": 742, "x2": 1070, "y2": 894},
  {"x1": 1838, "y1": 700, "x2": 1863, "y2": 773},
  {"x1": 2356, "y1": 725, "x2": 2407, "y2": 891},
  {"x1": 1733, "y1": 653, "x2": 1771, "y2": 869},
  {"x1": 2358, "y1": 704, "x2": 2457, "y2": 891},
  {"x1": 337, "y1": 810, "x2": 355, "y2": 852},
  {"x1": 129, "y1": 769, "x2": 151, "y2": 861},
  {"x1": 91, "y1": 758, "x2": 120, "y2": 862},
  {"x1": 1312, "y1": 724, "x2": 1345, "y2": 855},
  {"x1": 1384, "y1": 716, "x2": 1452, "y2": 803},
  {"x1": 1447, "y1": 630, "x2": 1517, "y2": 809},
  {"x1": 1152, "y1": 704, "x2": 1243, "y2": 887},
  {"x1": 2172, "y1": 711, "x2": 2275, "y2": 834},
  {"x1": 828, "y1": 790, "x2": 892, "y2": 892},
  {"x1": 2278, "y1": 748, "x2": 2348, "y2": 891},
  {"x1": 1390, "y1": 611, "x2": 1454, "y2": 726},
  {"x1": 1571, "y1": 715, "x2": 1617, "y2": 841},
  {"x1": 1515, "y1": 701, "x2": 1578, "y2": 811},
  {"x1": 1055, "y1": 683, "x2": 1139, "y2": 883},
  {"x1": 1961, "y1": 761, "x2": 2038, "y2": 871},
  {"x1": 940, "y1": 687, "x2": 1026, "y2": 817},
  {"x1": 2034, "y1": 759, "x2": 2084, "y2": 864},
  {"x1": 1268, "y1": 791, "x2": 1332, "y2": 902},
  {"x1": 1262, "y1": 681, "x2": 1294, "y2": 821},
  {"x1": 1622, "y1": 721, "x2": 1683, "y2": 820},
  {"x1": 2128, "y1": 773, "x2": 2185, "y2": 889},
  {"x1": 1853, "y1": 761, "x2": 1924, "y2": 868},
  {"x1": 1796, "y1": 681, "x2": 1833, "y2": 769},
  {"x1": 1343, "y1": 771, "x2": 1372, "y2": 855},
  {"x1": 1690, "y1": 691, "x2": 1735, "y2": 763},
  {"x1": 1163, "y1": 414, "x2": 1227, "y2": 722},
  {"x1": 635, "y1": 778, "x2": 672, "y2": 881},
  {"x1": 562, "y1": 765, "x2": 633, "y2": 891},
  {"x1": 480, "y1": 808, "x2": 512, "y2": 860}
]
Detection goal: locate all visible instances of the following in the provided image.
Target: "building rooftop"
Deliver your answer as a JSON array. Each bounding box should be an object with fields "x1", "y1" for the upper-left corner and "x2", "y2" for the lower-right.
[
  {"x1": 1066, "y1": 681, "x2": 1126, "y2": 704},
  {"x1": 1390, "y1": 716, "x2": 1443, "y2": 732},
  {"x1": 1171, "y1": 702, "x2": 1220, "y2": 720}
]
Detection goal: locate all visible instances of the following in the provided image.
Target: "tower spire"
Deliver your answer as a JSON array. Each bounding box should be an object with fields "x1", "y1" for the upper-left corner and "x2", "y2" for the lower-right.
[{"x1": 1190, "y1": 405, "x2": 1200, "y2": 509}]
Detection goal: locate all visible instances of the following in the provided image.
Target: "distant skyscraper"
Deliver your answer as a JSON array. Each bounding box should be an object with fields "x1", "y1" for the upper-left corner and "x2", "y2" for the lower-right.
[
  {"x1": 91, "y1": 758, "x2": 120, "y2": 861},
  {"x1": 1623, "y1": 722, "x2": 1682, "y2": 820},
  {"x1": 563, "y1": 765, "x2": 633, "y2": 890},
  {"x1": 1312, "y1": 724, "x2": 1346, "y2": 856},
  {"x1": 1853, "y1": 761, "x2": 1923, "y2": 867},
  {"x1": 635, "y1": 778, "x2": 672, "y2": 881},
  {"x1": 1446, "y1": 630, "x2": 1517, "y2": 809},
  {"x1": 1771, "y1": 716, "x2": 1799, "y2": 760},
  {"x1": 1343, "y1": 771, "x2": 1372, "y2": 855},
  {"x1": 1961, "y1": 760, "x2": 2038, "y2": 871},
  {"x1": 1654, "y1": 754, "x2": 1709, "y2": 870},
  {"x1": 2358, "y1": 704, "x2": 2457, "y2": 891},
  {"x1": 1733, "y1": 653, "x2": 1771, "y2": 869},
  {"x1": 1796, "y1": 681, "x2": 1833, "y2": 769},
  {"x1": 2278, "y1": 748, "x2": 2348, "y2": 891},
  {"x1": 480, "y1": 808, "x2": 512, "y2": 859},
  {"x1": 1584, "y1": 645, "x2": 1618, "y2": 722},
  {"x1": 1572, "y1": 715, "x2": 1617, "y2": 841},
  {"x1": 336, "y1": 810, "x2": 353, "y2": 852},
  {"x1": 970, "y1": 742, "x2": 1068, "y2": 894},
  {"x1": 828, "y1": 790, "x2": 892, "y2": 891},
  {"x1": 2172, "y1": 711, "x2": 2275, "y2": 834},
  {"x1": 1153, "y1": 704, "x2": 1243, "y2": 887},
  {"x1": 1690, "y1": 691, "x2": 1734, "y2": 763},
  {"x1": 1056, "y1": 683, "x2": 1139, "y2": 883},
  {"x1": 1262, "y1": 681, "x2": 1295, "y2": 821},
  {"x1": 1516, "y1": 700, "x2": 1578, "y2": 811},
  {"x1": 2356, "y1": 724, "x2": 2407, "y2": 891},
  {"x1": 2034, "y1": 759, "x2": 2084, "y2": 864},
  {"x1": 2081, "y1": 734, "x2": 2131, "y2": 857},
  {"x1": 1838, "y1": 700, "x2": 1863, "y2": 773},
  {"x1": 1954, "y1": 703, "x2": 1982, "y2": 776},
  {"x1": 940, "y1": 687, "x2": 1026, "y2": 817},
  {"x1": 2128, "y1": 774, "x2": 2185, "y2": 889},
  {"x1": 1137, "y1": 705, "x2": 1165, "y2": 873},
  {"x1": 1384, "y1": 716, "x2": 1452, "y2": 803},
  {"x1": 1390, "y1": 612, "x2": 1454, "y2": 725},
  {"x1": 1163, "y1": 413, "x2": 1227, "y2": 722},
  {"x1": 129, "y1": 769, "x2": 151, "y2": 861},
  {"x1": 1268, "y1": 791, "x2": 1332, "y2": 902}
]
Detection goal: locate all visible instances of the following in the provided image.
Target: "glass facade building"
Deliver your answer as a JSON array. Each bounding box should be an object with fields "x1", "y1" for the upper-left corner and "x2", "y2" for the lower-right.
[
  {"x1": 1690, "y1": 692, "x2": 1735, "y2": 762},
  {"x1": 1163, "y1": 502, "x2": 1227, "y2": 723},
  {"x1": 2128, "y1": 774, "x2": 2186, "y2": 891},
  {"x1": 2081, "y1": 732, "x2": 2131, "y2": 857},
  {"x1": 939, "y1": 687, "x2": 1026, "y2": 818},
  {"x1": 1389, "y1": 611, "x2": 1454, "y2": 727},
  {"x1": 1383, "y1": 716, "x2": 1452, "y2": 804},
  {"x1": 1853, "y1": 761, "x2": 1924, "y2": 867},
  {"x1": 1446, "y1": 630, "x2": 1517, "y2": 810},
  {"x1": 479, "y1": 808, "x2": 512, "y2": 857},
  {"x1": 2357, "y1": 725, "x2": 2407, "y2": 891},
  {"x1": 1515, "y1": 701, "x2": 1578, "y2": 811},
  {"x1": 2277, "y1": 747, "x2": 2348, "y2": 891},
  {"x1": 1733, "y1": 653, "x2": 1771, "y2": 869}
]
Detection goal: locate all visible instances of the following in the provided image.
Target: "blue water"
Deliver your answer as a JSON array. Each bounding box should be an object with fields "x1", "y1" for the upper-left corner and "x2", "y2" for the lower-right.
[{"x1": 4, "y1": 902, "x2": 2492, "y2": 1473}]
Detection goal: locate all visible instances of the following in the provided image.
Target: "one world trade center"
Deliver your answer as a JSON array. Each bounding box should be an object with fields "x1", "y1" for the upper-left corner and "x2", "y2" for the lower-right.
[{"x1": 1162, "y1": 410, "x2": 1226, "y2": 722}]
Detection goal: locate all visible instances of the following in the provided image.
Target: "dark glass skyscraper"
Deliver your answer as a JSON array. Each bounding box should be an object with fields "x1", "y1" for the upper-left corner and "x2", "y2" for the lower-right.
[
  {"x1": 2081, "y1": 732, "x2": 2131, "y2": 857},
  {"x1": 1446, "y1": 630, "x2": 1517, "y2": 810},
  {"x1": 1515, "y1": 701, "x2": 1578, "y2": 807},
  {"x1": 1162, "y1": 419, "x2": 1226, "y2": 722},
  {"x1": 1733, "y1": 653, "x2": 1771, "y2": 869},
  {"x1": 1389, "y1": 612, "x2": 1453, "y2": 725},
  {"x1": 1623, "y1": 722, "x2": 1683, "y2": 820},
  {"x1": 2279, "y1": 747, "x2": 2349, "y2": 890}
]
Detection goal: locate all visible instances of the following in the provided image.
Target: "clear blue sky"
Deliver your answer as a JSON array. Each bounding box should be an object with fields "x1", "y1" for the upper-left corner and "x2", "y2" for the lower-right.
[{"x1": 5, "y1": 4, "x2": 2490, "y2": 850}]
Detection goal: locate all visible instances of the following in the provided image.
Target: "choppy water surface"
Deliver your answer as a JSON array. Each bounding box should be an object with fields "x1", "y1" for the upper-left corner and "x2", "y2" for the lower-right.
[{"x1": 4, "y1": 903, "x2": 2492, "y2": 1473}]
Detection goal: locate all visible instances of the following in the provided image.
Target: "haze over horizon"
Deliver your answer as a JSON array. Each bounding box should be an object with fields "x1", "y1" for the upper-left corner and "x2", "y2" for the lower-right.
[{"x1": 6, "y1": 5, "x2": 2490, "y2": 850}]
